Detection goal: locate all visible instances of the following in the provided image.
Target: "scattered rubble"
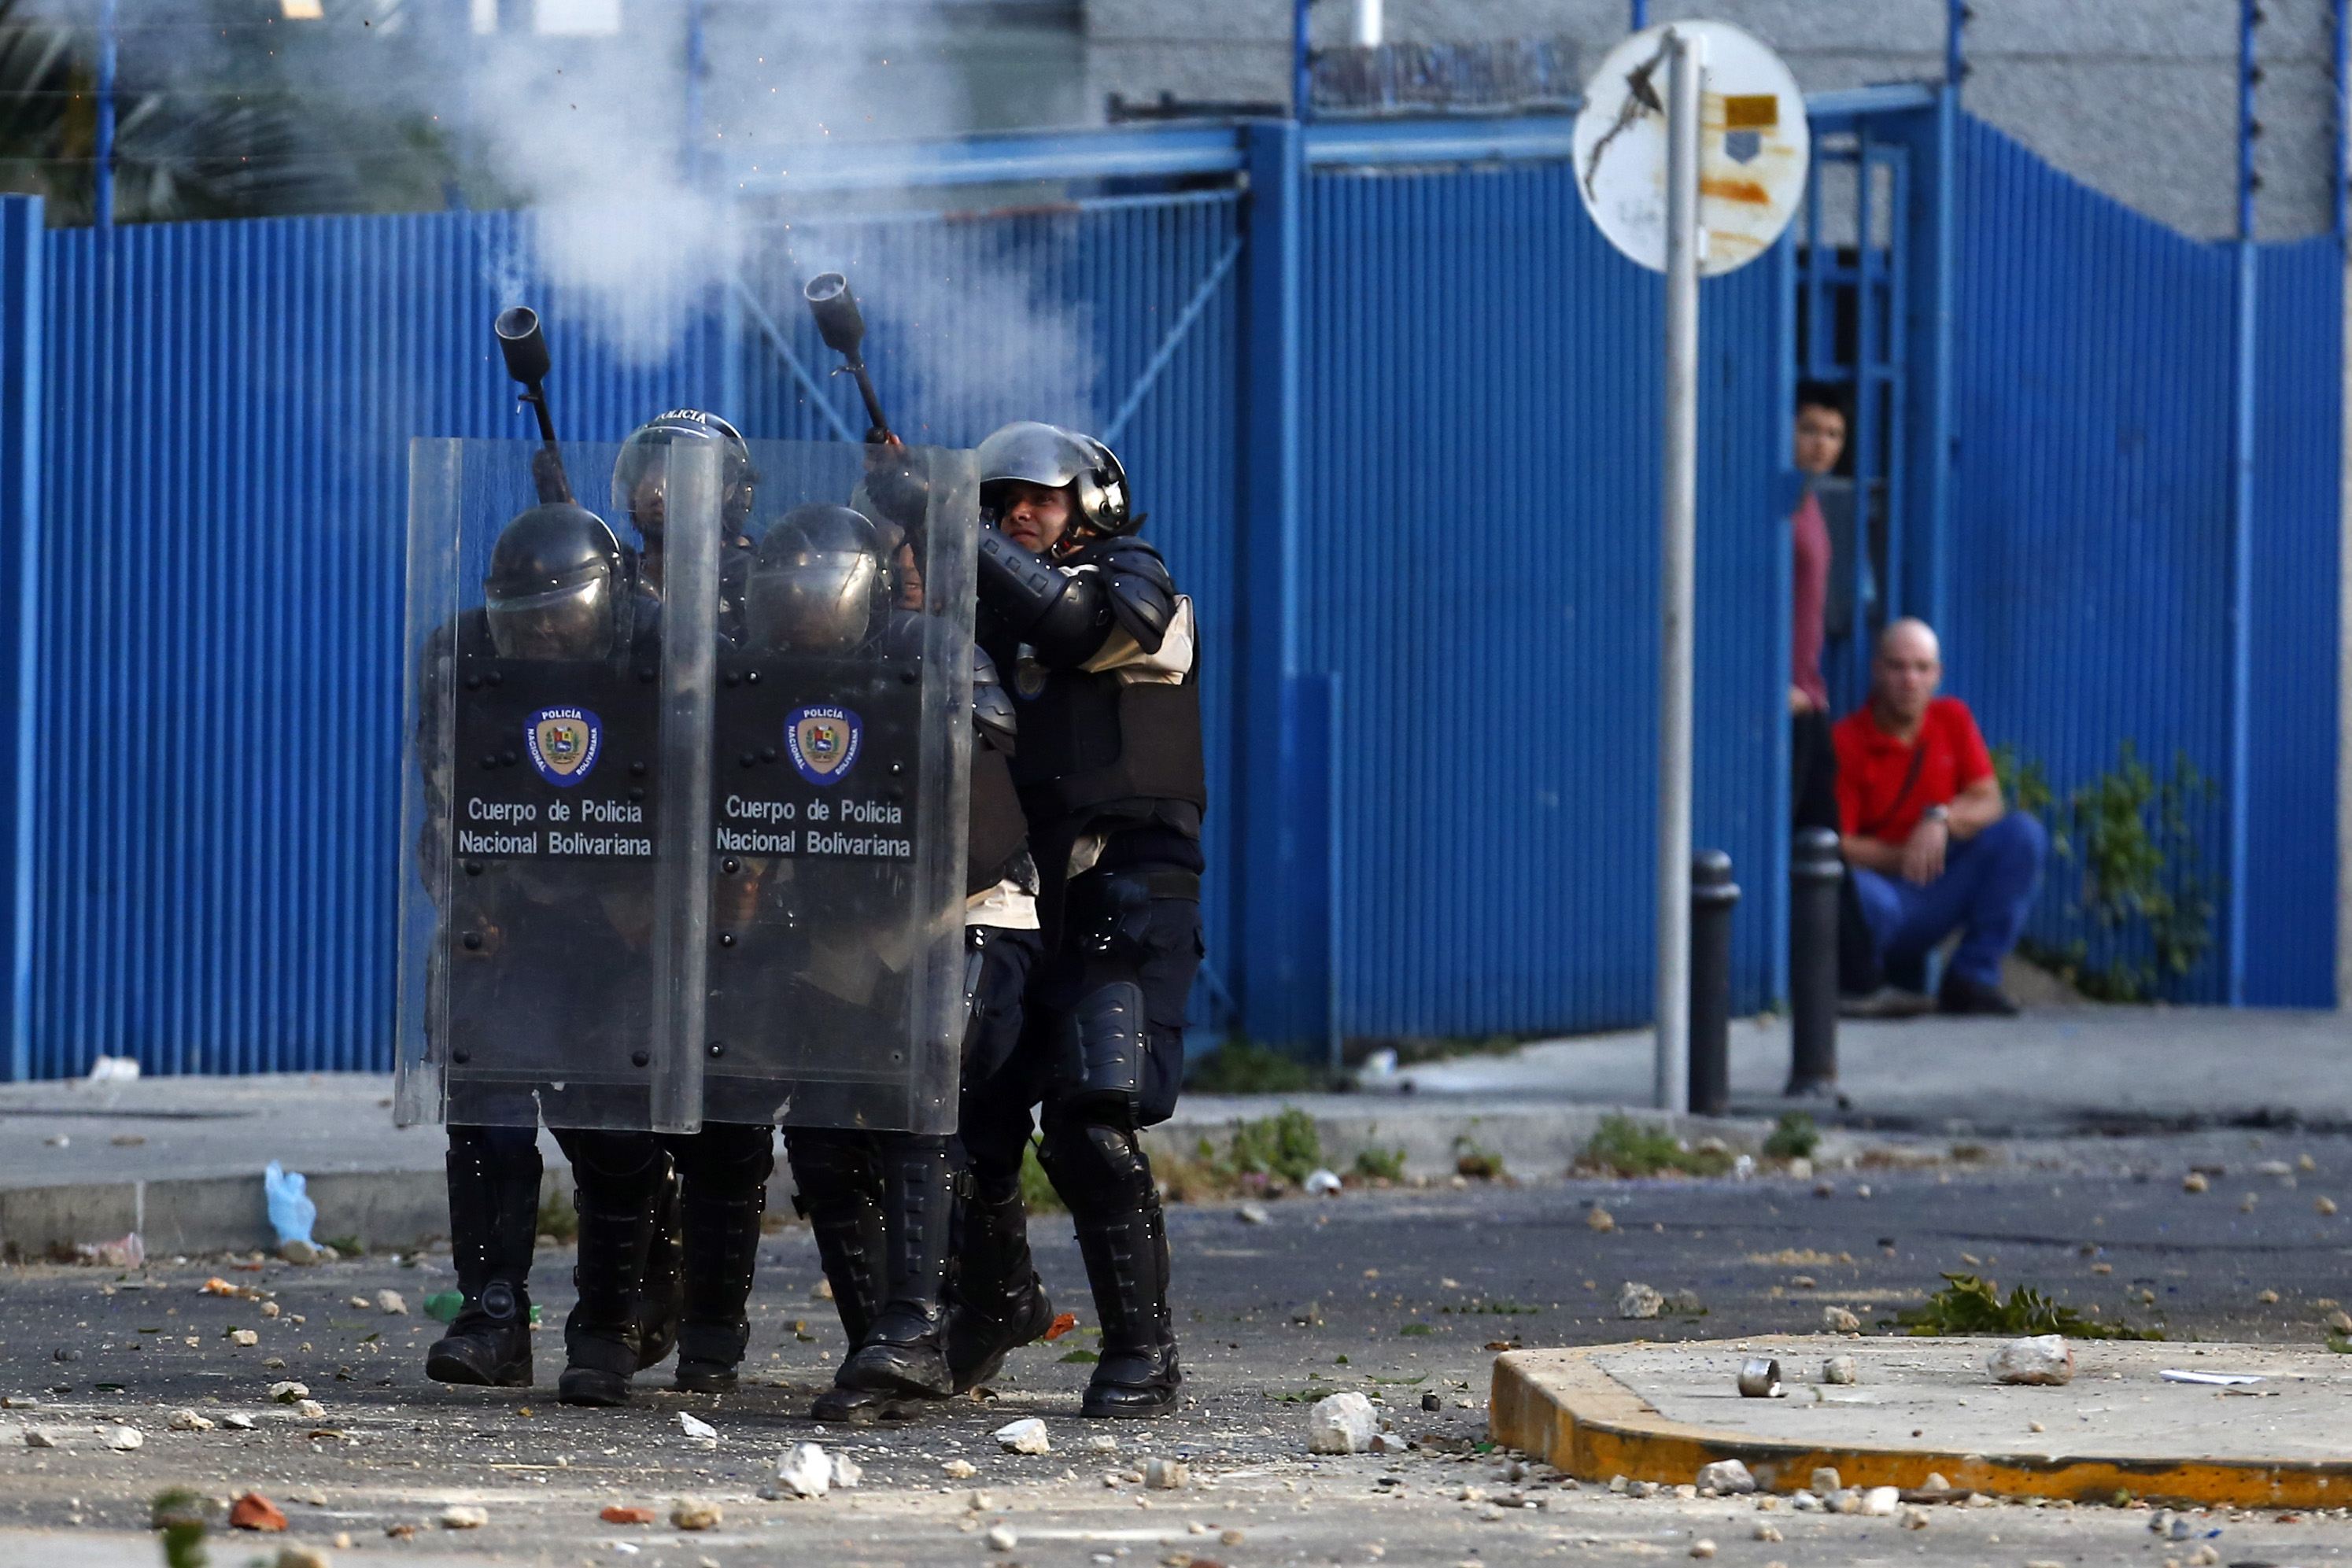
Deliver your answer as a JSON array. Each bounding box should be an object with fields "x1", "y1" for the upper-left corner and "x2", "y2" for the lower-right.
[
  {"x1": 1821, "y1": 1355, "x2": 1858, "y2": 1384},
  {"x1": 230, "y1": 1493, "x2": 289, "y2": 1532},
  {"x1": 994, "y1": 1417, "x2": 1052, "y2": 1455},
  {"x1": 1821, "y1": 1305, "x2": 1862, "y2": 1333},
  {"x1": 1307, "y1": 1392, "x2": 1378, "y2": 1454},
  {"x1": 1144, "y1": 1457, "x2": 1191, "y2": 1489},
  {"x1": 1988, "y1": 1334, "x2": 2074, "y2": 1385},
  {"x1": 770, "y1": 1443, "x2": 832, "y2": 1499},
  {"x1": 670, "y1": 1499, "x2": 722, "y2": 1531},
  {"x1": 438, "y1": 1505, "x2": 487, "y2": 1529},
  {"x1": 678, "y1": 1411, "x2": 718, "y2": 1441},
  {"x1": 1695, "y1": 1459, "x2": 1754, "y2": 1494},
  {"x1": 1616, "y1": 1282, "x2": 1664, "y2": 1320}
]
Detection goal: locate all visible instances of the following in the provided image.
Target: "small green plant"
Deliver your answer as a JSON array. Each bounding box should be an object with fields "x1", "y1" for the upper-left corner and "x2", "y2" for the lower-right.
[
  {"x1": 1226, "y1": 1109, "x2": 1326, "y2": 1186},
  {"x1": 1187, "y1": 1039, "x2": 1331, "y2": 1094},
  {"x1": 1352, "y1": 1144, "x2": 1408, "y2": 1182},
  {"x1": 2003, "y1": 742, "x2": 2218, "y2": 1002},
  {"x1": 1763, "y1": 1112, "x2": 1820, "y2": 1162},
  {"x1": 1580, "y1": 1114, "x2": 1733, "y2": 1178},
  {"x1": 1890, "y1": 1273, "x2": 2163, "y2": 1341},
  {"x1": 150, "y1": 1488, "x2": 211, "y2": 1568},
  {"x1": 1058, "y1": 1348, "x2": 1098, "y2": 1363},
  {"x1": 536, "y1": 1186, "x2": 579, "y2": 1245},
  {"x1": 1453, "y1": 1134, "x2": 1506, "y2": 1181},
  {"x1": 2326, "y1": 1332, "x2": 2352, "y2": 1355},
  {"x1": 319, "y1": 1234, "x2": 363, "y2": 1257},
  {"x1": 1020, "y1": 1139, "x2": 1066, "y2": 1214},
  {"x1": 1398, "y1": 1322, "x2": 1433, "y2": 1337}
]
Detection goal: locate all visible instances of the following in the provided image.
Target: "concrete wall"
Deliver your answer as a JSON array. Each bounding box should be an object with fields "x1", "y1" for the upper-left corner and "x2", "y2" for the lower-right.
[{"x1": 1084, "y1": 0, "x2": 2343, "y2": 242}]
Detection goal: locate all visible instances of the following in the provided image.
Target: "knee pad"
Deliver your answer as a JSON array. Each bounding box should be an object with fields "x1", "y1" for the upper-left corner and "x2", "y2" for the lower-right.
[
  {"x1": 685, "y1": 1123, "x2": 776, "y2": 1193},
  {"x1": 1038, "y1": 1109, "x2": 1153, "y2": 1218},
  {"x1": 785, "y1": 1128, "x2": 877, "y2": 1217},
  {"x1": 1051, "y1": 980, "x2": 1147, "y2": 1114},
  {"x1": 558, "y1": 1129, "x2": 666, "y2": 1194}
]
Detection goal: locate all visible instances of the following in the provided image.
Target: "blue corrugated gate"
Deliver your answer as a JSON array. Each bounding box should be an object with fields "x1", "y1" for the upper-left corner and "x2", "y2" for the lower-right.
[{"x1": 0, "y1": 94, "x2": 2339, "y2": 1079}]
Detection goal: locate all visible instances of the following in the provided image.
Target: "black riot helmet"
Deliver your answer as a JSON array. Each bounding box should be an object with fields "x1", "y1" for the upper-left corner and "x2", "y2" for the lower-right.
[
  {"x1": 747, "y1": 504, "x2": 890, "y2": 653},
  {"x1": 611, "y1": 408, "x2": 755, "y2": 540},
  {"x1": 976, "y1": 421, "x2": 1134, "y2": 540},
  {"x1": 483, "y1": 503, "x2": 632, "y2": 660}
]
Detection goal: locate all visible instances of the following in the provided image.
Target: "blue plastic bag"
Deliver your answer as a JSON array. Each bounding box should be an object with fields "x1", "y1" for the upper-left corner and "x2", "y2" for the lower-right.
[{"x1": 264, "y1": 1160, "x2": 316, "y2": 1247}]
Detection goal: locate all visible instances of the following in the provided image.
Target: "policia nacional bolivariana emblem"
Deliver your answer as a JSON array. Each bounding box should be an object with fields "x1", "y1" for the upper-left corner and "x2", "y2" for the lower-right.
[
  {"x1": 525, "y1": 706, "x2": 603, "y2": 788},
  {"x1": 785, "y1": 704, "x2": 862, "y2": 787}
]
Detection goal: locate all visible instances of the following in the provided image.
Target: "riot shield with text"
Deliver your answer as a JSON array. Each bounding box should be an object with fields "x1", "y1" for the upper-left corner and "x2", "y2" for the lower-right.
[
  {"x1": 701, "y1": 441, "x2": 977, "y2": 1133},
  {"x1": 394, "y1": 438, "x2": 721, "y2": 1133}
]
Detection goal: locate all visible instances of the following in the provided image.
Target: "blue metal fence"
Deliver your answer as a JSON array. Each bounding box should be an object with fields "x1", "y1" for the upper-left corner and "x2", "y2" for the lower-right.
[{"x1": 0, "y1": 100, "x2": 2339, "y2": 1079}]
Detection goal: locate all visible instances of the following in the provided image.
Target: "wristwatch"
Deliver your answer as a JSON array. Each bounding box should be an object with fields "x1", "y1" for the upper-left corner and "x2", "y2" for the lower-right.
[{"x1": 1922, "y1": 805, "x2": 1951, "y2": 826}]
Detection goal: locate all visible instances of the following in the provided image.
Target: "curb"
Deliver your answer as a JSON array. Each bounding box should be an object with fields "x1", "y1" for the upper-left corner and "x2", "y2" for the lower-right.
[
  {"x1": 1488, "y1": 1338, "x2": 2352, "y2": 1510},
  {"x1": 0, "y1": 1101, "x2": 1770, "y2": 1260}
]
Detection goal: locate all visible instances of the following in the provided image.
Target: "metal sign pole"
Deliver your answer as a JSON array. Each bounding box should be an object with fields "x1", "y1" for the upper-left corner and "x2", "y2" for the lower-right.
[{"x1": 1654, "y1": 28, "x2": 1703, "y2": 1112}]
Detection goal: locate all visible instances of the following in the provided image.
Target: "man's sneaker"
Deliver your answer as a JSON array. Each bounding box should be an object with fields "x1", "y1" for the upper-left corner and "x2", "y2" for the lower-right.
[
  {"x1": 1937, "y1": 972, "x2": 2020, "y2": 1016},
  {"x1": 1838, "y1": 985, "x2": 1937, "y2": 1020}
]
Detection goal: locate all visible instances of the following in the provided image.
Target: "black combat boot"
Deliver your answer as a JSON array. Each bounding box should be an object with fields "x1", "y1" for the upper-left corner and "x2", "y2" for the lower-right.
[
  {"x1": 636, "y1": 1157, "x2": 683, "y2": 1371},
  {"x1": 674, "y1": 1127, "x2": 774, "y2": 1394},
  {"x1": 791, "y1": 1132, "x2": 901, "y2": 1423},
  {"x1": 1072, "y1": 1188, "x2": 1181, "y2": 1418},
  {"x1": 556, "y1": 1141, "x2": 662, "y2": 1408},
  {"x1": 945, "y1": 1171, "x2": 1057, "y2": 1394},
  {"x1": 837, "y1": 1136, "x2": 955, "y2": 1400},
  {"x1": 426, "y1": 1130, "x2": 541, "y2": 1389}
]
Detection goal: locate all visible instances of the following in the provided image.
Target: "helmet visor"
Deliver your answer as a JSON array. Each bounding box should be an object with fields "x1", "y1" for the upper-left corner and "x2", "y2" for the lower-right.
[
  {"x1": 748, "y1": 552, "x2": 881, "y2": 652},
  {"x1": 486, "y1": 567, "x2": 613, "y2": 660}
]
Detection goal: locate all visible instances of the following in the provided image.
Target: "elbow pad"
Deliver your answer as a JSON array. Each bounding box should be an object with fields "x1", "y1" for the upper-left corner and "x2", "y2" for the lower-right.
[{"x1": 977, "y1": 524, "x2": 1114, "y2": 666}]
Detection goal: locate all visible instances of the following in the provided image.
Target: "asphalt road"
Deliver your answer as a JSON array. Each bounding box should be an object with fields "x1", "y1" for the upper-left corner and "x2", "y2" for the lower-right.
[{"x1": 2, "y1": 1126, "x2": 2349, "y2": 1566}]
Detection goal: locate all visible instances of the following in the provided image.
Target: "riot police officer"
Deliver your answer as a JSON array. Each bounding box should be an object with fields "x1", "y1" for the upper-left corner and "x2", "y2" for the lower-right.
[
  {"x1": 766, "y1": 503, "x2": 1047, "y2": 1421},
  {"x1": 610, "y1": 408, "x2": 758, "y2": 636},
  {"x1": 422, "y1": 500, "x2": 680, "y2": 1389},
  {"x1": 953, "y1": 422, "x2": 1206, "y2": 1418}
]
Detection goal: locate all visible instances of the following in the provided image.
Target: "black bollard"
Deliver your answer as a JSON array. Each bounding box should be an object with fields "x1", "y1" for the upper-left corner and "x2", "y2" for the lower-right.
[
  {"x1": 1688, "y1": 850, "x2": 1739, "y2": 1118},
  {"x1": 1787, "y1": 827, "x2": 1843, "y2": 1097}
]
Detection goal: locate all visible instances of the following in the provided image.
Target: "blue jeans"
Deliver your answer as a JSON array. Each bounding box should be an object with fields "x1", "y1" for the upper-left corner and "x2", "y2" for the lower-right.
[{"x1": 1849, "y1": 813, "x2": 2048, "y2": 988}]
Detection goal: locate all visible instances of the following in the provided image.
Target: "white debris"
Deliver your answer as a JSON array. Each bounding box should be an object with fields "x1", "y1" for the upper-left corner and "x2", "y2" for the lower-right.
[
  {"x1": 293, "y1": 1400, "x2": 327, "y2": 1419},
  {"x1": 1236, "y1": 1204, "x2": 1272, "y2": 1226},
  {"x1": 347, "y1": 1296, "x2": 370, "y2": 1310},
  {"x1": 1370, "y1": 1430, "x2": 1411, "y2": 1455},
  {"x1": 830, "y1": 1452, "x2": 862, "y2": 1489},
  {"x1": 438, "y1": 1504, "x2": 487, "y2": 1529},
  {"x1": 678, "y1": 1411, "x2": 718, "y2": 1441},
  {"x1": 279, "y1": 1239, "x2": 320, "y2": 1265},
  {"x1": 942, "y1": 1458, "x2": 977, "y2": 1479},
  {"x1": 1920, "y1": 1472, "x2": 1951, "y2": 1493},
  {"x1": 1754, "y1": 1522, "x2": 1783, "y2": 1542},
  {"x1": 375, "y1": 1290, "x2": 408, "y2": 1316},
  {"x1": 1821, "y1": 1355, "x2": 1858, "y2": 1385},
  {"x1": 1900, "y1": 1505, "x2": 1930, "y2": 1529},
  {"x1": 771, "y1": 1443, "x2": 831, "y2": 1499},
  {"x1": 1306, "y1": 1392, "x2": 1378, "y2": 1455},
  {"x1": 1988, "y1": 1334, "x2": 2074, "y2": 1385},
  {"x1": 986, "y1": 1524, "x2": 1018, "y2": 1551},
  {"x1": 2182, "y1": 1171, "x2": 2210, "y2": 1194},
  {"x1": 993, "y1": 1417, "x2": 1052, "y2": 1455},
  {"x1": 268, "y1": 1381, "x2": 311, "y2": 1404},
  {"x1": 1821, "y1": 1305, "x2": 1862, "y2": 1333},
  {"x1": 1143, "y1": 1457, "x2": 1190, "y2": 1490},
  {"x1": 1790, "y1": 1490, "x2": 1822, "y2": 1512},
  {"x1": 1086, "y1": 1433, "x2": 1120, "y2": 1453},
  {"x1": 220, "y1": 1412, "x2": 256, "y2": 1431},
  {"x1": 1859, "y1": 1486, "x2": 1900, "y2": 1517},
  {"x1": 166, "y1": 1410, "x2": 214, "y2": 1432},
  {"x1": 1694, "y1": 1460, "x2": 1755, "y2": 1494},
  {"x1": 1809, "y1": 1467, "x2": 1841, "y2": 1494},
  {"x1": 1304, "y1": 1168, "x2": 1343, "y2": 1197},
  {"x1": 22, "y1": 1428, "x2": 55, "y2": 1448},
  {"x1": 1689, "y1": 1541, "x2": 1716, "y2": 1559},
  {"x1": 1616, "y1": 1282, "x2": 1664, "y2": 1320},
  {"x1": 1586, "y1": 1205, "x2": 1616, "y2": 1233},
  {"x1": 104, "y1": 1426, "x2": 143, "y2": 1451},
  {"x1": 228, "y1": 1330, "x2": 259, "y2": 1348}
]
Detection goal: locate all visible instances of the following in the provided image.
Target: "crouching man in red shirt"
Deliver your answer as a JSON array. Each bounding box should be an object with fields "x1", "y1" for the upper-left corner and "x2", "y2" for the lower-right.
[{"x1": 1834, "y1": 618, "x2": 2047, "y2": 1016}]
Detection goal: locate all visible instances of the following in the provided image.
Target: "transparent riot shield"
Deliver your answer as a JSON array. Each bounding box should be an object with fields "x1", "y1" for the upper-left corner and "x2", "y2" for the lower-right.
[
  {"x1": 393, "y1": 438, "x2": 721, "y2": 1133},
  {"x1": 702, "y1": 441, "x2": 977, "y2": 1133}
]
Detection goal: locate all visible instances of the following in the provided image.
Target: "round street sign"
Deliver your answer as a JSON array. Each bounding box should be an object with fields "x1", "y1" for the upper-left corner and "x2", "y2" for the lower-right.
[{"x1": 1572, "y1": 20, "x2": 1810, "y2": 277}]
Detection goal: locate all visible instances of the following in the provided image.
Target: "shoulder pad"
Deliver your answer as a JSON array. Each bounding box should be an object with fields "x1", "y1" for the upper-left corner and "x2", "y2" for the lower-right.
[
  {"x1": 1080, "y1": 540, "x2": 1176, "y2": 652},
  {"x1": 971, "y1": 645, "x2": 1017, "y2": 754}
]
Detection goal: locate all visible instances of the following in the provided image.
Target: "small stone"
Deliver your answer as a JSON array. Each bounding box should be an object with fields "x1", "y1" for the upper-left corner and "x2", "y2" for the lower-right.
[
  {"x1": 1696, "y1": 1460, "x2": 1755, "y2": 1494},
  {"x1": 1668, "y1": 1288, "x2": 1703, "y2": 1315},
  {"x1": 773, "y1": 1442, "x2": 831, "y2": 1498},
  {"x1": 987, "y1": 1524, "x2": 1018, "y2": 1551},
  {"x1": 1616, "y1": 1282, "x2": 1664, "y2": 1319},
  {"x1": 1305, "y1": 1168, "x2": 1343, "y2": 1196},
  {"x1": 1821, "y1": 1305, "x2": 1861, "y2": 1333},
  {"x1": 1921, "y1": 1472, "x2": 1951, "y2": 1493},
  {"x1": 2190, "y1": 1548, "x2": 2221, "y2": 1567},
  {"x1": 1789, "y1": 1275, "x2": 1816, "y2": 1289},
  {"x1": 2240, "y1": 1194, "x2": 2259, "y2": 1214},
  {"x1": 279, "y1": 1239, "x2": 319, "y2": 1265},
  {"x1": 1587, "y1": 1206, "x2": 1615, "y2": 1233},
  {"x1": 294, "y1": 1400, "x2": 326, "y2": 1419},
  {"x1": 231, "y1": 1493, "x2": 290, "y2": 1532},
  {"x1": 1087, "y1": 1433, "x2": 1119, "y2": 1453},
  {"x1": 678, "y1": 1411, "x2": 718, "y2": 1441},
  {"x1": 1370, "y1": 1430, "x2": 1411, "y2": 1455},
  {"x1": 268, "y1": 1381, "x2": 311, "y2": 1404},
  {"x1": 104, "y1": 1425, "x2": 142, "y2": 1450},
  {"x1": 272, "y1": 1548, "x2": 332, "y2": 1568},
  {"x1": 1833, "y1": 1489, "x2": 1862, "y2": 1515},
  {"x1": 221, "y1": 1412, "x2": 255, "y2": 1431},
  {"x1": 375, "y1": 1290, "x2": 408, "y2": 1316},
  {"x1": 2029, "y1": 1420, "x2": 2045, "y2": 1432},
  {"x1": 1791, "y1": 1490, "x2": 1822, "y2": 1512},
  {"x1": 2182, "y1": 1171, "x2": 2210, "y2": 1194},
  {"x1": 167, "y1": 1409, "x2": 213, "y2": 1432},
  {"x1": 1290, "y1": 1301, "x2": 1324, "y2": 1326},
  {"x1": 1855, "y1": 1183, "x2": 1873, "y2": 1199},
  {"x1": 1813, "y1": 1179, "x2": 1834, "y2": 1197},
  {"x1": 810, "y1": 1277, "x2": 835, "y2": 1301},
  {"x1": 670, "y1": 1499, "x2": 722, "y2": 1531},
  {"x1": 2327, "y1": 1309, "x2": 2352, "y2": 1334},
  {"x1": 228, "y1": 1329, "x2": 259, "y2": 1347},
  {"x1": 830, "y1": 1453, "x2": 862, "y2": 1489},
  {"x1": 1988, "y1": 1334, "x2": 2074, "y2": 1385},
  {"x1": 259, "y1": 1301, "x2": 281, "y2": 1319},
  {"x1": 2317, "y1": 1197, "x2": 2338, "y2": 1216},
  {"x1": 1672, "y1": 1484, "x2": 1697, "y2": 1500},
  {"x1": 438, "y1": 1504, "x2": 487, "y2": 1530},
  {"x1": 1859, "y1": 1486, "x2": 1900, "y2": 1517},
  {"x1": 1220, "y1": 1529, "x2": 1246, "y2": 1545},
  {"x1": 995, "y1": 1416, "x2": 1052, "y2": 1455},
  {"x1": 1689, "y1": 1541, "x2": 1716, "y2": 1559},
  {"x1": 1236, "y1": 1204, "x2": 1271, "y2": 1225},
  {"x1": 600, "y1": 1505, "x2": 655, "y2": 1525},
  {"x1": 1754, "y1": 1523, "x2": 1783, "y2": 1542},
  {"x1": 1900, "y1": 1505, "x2": 1929, "y2": 1529},
  {"x1": 1144, "y1": 1458, "x2": 1191, "y2": 1490},
  {"x1": 943, "y1": 1458, "x2": 977, "y2": 1479},
  {"x1": 346, "y1": 1296, "x2": 370, "y2": 1310},
  {"x1": 1810, "y1": 1467, "x2": 1841, "y2": 1494},
  {"x1": 21, "y1": 1428, "x2": 54, "y2": 1448},
  {"x1": 1608, "y1": 1475, "x2": 1628, "y2": 1493},
  {"x1": 969, "y1": 1490, "x2": 995, "y2": 1511},
  {"x1": 2258, "y1": 1289, "x2": 2280, "y2": 1304},
  {"x1": 1307, "y1": 1391, "x2": 1378, "y2": 1454},
  {"x1": 1821, "y1": 1355, "x2": 1857, "y2": 1384}
]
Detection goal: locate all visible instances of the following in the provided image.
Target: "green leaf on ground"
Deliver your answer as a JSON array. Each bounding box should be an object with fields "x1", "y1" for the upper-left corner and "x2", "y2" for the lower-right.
[{"x1": 1889, "y1": 1273, "x2": 2163, "y2": 1341}]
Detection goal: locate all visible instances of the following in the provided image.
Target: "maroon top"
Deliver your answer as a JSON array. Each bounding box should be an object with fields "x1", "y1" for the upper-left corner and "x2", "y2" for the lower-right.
[{"x1": 1790, "y1": 485, "x2": 1830, "y2": 710}]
